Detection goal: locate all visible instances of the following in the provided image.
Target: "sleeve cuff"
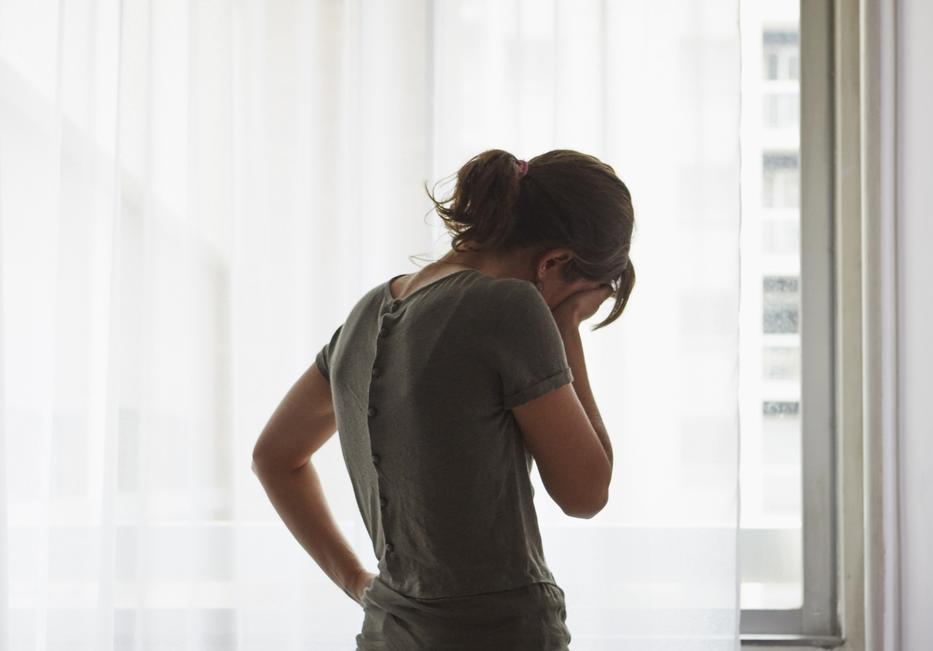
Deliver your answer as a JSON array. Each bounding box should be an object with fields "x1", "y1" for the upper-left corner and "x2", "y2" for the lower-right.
[
  {"x1": 314, "y1": 348, "x2": 330, "y2": 382},
  {"x1": 502, "y1": 366, "x2": 574, "y2": 409}
]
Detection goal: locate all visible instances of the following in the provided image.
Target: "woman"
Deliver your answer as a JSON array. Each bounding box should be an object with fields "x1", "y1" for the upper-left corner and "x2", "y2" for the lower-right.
[{"x1": 252, "y1": 149, "x2": 635, "y2": 649}]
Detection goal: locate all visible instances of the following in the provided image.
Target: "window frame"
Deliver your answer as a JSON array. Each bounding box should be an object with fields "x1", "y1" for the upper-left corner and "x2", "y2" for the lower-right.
[{"x1": 741, "y1": 0, "x2": 864, "y2": 647}]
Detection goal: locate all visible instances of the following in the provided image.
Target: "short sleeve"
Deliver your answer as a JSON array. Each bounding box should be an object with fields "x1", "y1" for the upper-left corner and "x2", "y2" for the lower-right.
[
  {"x1": 314, "y1": 323, "x2": 343, "y2": 383},
  {"x1": 485, "y1": 280, "x2": 574, "y2": 409}
]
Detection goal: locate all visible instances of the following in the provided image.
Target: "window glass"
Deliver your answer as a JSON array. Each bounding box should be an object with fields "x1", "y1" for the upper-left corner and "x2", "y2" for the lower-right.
[{"x1": 740, "y1": 0, "x2": 803, "y2": 611}]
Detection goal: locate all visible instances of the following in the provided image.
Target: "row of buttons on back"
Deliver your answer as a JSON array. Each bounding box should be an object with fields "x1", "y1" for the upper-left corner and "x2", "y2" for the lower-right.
[
  {"x1": 369, "y1": 308, "x2": 392, "y2": 413},
  {"x1": 370, "y1": 441, "x2": 392, "y2": 556},
  {"x1": 369, "y1": 301, "x2": 399, "y2": 416},
  {"x1": 371, "y1": 300, "x2": 399, "y2": 558}
]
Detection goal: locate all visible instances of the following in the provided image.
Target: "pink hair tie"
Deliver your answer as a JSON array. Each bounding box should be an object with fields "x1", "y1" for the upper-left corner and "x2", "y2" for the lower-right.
[{"x1": 516, "y1": 159, "x2": 528, "y2": 178}]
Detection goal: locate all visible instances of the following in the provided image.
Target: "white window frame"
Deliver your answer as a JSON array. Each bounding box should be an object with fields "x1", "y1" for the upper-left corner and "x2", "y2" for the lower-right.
[{"x1": 741, "y1": 0, "x2": 866, "y2": 648}]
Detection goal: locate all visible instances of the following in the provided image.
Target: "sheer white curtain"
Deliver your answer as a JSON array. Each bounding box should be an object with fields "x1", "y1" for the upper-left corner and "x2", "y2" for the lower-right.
[{"x1": 0, "y1": 0, "x2": 740, "y2": 648}]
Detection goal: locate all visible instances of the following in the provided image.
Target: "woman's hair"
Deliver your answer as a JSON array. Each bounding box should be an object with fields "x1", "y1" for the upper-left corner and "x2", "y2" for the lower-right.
[{"x1": 424, "y1": 148, "x2": 635, "y2": 330}]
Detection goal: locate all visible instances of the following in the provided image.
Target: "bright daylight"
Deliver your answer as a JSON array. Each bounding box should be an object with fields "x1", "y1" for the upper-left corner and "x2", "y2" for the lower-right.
[{"x1": 0, "y1": 0, "x2": 929, "y2": 649}]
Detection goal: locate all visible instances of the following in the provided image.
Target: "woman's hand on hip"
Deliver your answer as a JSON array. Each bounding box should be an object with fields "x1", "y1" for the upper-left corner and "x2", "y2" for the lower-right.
[{"x1": 350, "y1": 568, "x2": 377, "y2": 606}]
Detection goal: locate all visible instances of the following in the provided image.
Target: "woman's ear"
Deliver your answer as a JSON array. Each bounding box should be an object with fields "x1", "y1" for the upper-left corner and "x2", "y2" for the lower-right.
[{"x1": 536, "y1": 248, "x2": 574, "y2": 276}]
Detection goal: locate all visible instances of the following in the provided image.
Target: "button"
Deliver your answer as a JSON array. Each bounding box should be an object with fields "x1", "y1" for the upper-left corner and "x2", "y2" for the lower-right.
[
  {"x1": 384, "y1": 542, "x2": 393, "y2": 553},
  {"x1": 372, "y1": 454, "x2": 380, "y2": 466},
  {"x1": 367, "y1": 405, "x2": 377, "y2": 417},
  {"x1": 371, "y1": 366, "x2": 380, "y2": 378},
  {"x1": 379, "y1": 324, "x2": 390, "y2": 338},
  {"x1": 380, "y1": 496, "x2": 388, "y2": 508}
]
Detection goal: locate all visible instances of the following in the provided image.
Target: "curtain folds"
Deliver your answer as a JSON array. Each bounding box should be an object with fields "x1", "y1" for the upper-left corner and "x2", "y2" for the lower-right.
[{"x1": 0, "y1": 0, "x2": 741, "y2": 648}]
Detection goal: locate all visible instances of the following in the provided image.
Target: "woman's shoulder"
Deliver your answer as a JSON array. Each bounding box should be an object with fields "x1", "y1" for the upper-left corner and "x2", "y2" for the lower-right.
[
  {"x1": 464, "y1": 273, "x2": 551, "y2": 326},
  {"x1": 461, "y1": 269, "x2": 534, "y2": 296},
  {"x1": 481, "y1": 273, "x2": 545, "y2": 304}
]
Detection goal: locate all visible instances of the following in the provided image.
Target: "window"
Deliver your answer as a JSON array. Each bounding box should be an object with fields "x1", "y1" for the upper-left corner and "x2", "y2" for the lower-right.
[
  {"x1": 762, "y1": 152, "x2": 800, "y2": 209},
  {"x1": 763, "y1": 276, "x2": 800, "y2": 334},
  {"x1": 740, "y1": 0, "x2": 840, "y2": 644},
  {"x1": 762, "y1": 30, "x2": 800, "y2": 80},
  {"x1": 764, "y1": 93, "x2": 800, "y2": 129}
]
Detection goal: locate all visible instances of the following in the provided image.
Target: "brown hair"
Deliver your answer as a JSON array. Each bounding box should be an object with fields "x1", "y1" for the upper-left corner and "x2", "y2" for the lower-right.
[{"x1": 424, "y1": 148, "x2": 635, "y2": 330}]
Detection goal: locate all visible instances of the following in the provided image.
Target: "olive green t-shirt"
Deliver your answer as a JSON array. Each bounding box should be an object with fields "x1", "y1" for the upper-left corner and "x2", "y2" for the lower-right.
[{"x1": 315, "y1": 268, "x2": 573, "y2": 606}]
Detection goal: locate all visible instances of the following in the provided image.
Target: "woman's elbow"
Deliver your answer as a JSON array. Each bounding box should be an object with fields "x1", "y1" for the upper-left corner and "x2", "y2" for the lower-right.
[
  {"x1": 251, "y1": 444, "x2": 284, "y2": 475},
  {"x1": 563, "y1": 487, "x2": 609, "y2": 519}
]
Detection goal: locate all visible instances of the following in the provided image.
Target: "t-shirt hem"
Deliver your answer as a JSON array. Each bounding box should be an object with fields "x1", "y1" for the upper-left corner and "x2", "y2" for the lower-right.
[{"x1": 382, "y1": 577, "x2": 566, "y2": 603}]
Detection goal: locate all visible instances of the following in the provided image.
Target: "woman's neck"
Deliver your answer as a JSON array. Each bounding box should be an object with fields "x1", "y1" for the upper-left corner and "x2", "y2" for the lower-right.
[{"x1": 435, "y1": 247, "x2": 537, "y2": 283}]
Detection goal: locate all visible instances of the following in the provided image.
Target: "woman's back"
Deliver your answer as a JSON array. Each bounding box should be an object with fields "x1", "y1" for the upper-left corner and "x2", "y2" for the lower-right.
[{"x1": 315, "y1": 268, "x2": 573, "y2": 649}]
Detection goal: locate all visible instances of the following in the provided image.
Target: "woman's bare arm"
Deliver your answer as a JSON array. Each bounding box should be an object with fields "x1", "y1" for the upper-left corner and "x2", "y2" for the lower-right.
[
  {"x1": 555, "y1": 317, "x2": 613, "y2": 471},
  {"x1": 252, "y1": 362, "x2": 368, "y2": 605},
  {"x1": 510, "y1": 313, "x2": 613, "y2": 518}
]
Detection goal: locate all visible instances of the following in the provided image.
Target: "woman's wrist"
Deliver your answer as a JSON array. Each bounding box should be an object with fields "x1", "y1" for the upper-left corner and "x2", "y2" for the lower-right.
[{"x1": 347, "y1": 567, "x2": 376, "y2": 605}]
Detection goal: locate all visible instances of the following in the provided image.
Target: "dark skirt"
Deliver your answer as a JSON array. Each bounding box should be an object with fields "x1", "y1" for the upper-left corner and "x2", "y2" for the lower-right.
[{"x1": 356, "y1": 576, "x2": 572, "y2": 650}]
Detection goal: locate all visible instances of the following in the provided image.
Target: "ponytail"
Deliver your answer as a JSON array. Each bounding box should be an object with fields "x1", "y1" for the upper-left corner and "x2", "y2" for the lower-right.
[{"x1": 424, "y1": 149, "x2": 526, "y2": 252}]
